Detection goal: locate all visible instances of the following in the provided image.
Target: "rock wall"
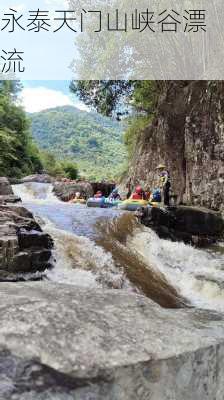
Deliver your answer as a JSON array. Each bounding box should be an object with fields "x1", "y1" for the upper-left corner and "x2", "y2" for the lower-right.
[
  {"x1": 0, "y1": 177, "x2": 13, "y2": 195},
  {"x1": 0, "y1": 205, "x2": 53, "y2": 278},
  {"x1": 0, "y1": 177, "x2": 21, "y2": 205},
  {"x1": 1, "y1": 282, "x2": 224, "y2": 400},
  {"x1": 129, "y1": 81, "x2": 224, "y2": 211},
  {"x1": 0, "y1": 178, "x2": 54, "y2": 279}
]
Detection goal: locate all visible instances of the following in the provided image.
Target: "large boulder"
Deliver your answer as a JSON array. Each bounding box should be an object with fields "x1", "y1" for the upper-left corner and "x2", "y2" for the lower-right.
[
  {"x1": 53, "y1": 181, "x2": 116, "y2": 201},
  {"x1": 0, "y1": 205, "x2": 53, "y2": 278},
  {"x1": 138, "y1": 205, "x2": 224, "y2": 246},
  {"x1": 0, "y1": 282, "x2": 224, "y2": 399},
  {"x1": 0, "y1": 177, "x2": 13, "y2": 195},
  {"x1": 91, "y1": 182, "x2": 116, "y2": 197},
  {"x1": 0, "y1": 177, "x2": 21, "y2": 205},
  {"x1": 53, "y1": 181, "x2": 94, "y2": 201},
  {"x1": 21, "y1": 174, "x2": 54, "y2": 184},
  {"x1": 0, "y1": 195, "x2": 21, "y2": 205}
]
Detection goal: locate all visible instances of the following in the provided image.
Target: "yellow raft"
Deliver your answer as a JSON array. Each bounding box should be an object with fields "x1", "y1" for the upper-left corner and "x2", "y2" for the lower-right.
[
  {"x1": 119, "y1": 199, "x2": 160, "y2": 212},
  {"x1": 69, "y1": 198, "x2": 86, "y2": 205},
  {"x1": 119, "y1": 199, "x2": 149, "y2": 211}
]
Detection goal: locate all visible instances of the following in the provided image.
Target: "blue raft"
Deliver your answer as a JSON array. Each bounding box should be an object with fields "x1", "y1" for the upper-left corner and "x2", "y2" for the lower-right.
[{"x1": 87, "y1": 197, "x2": 121, "y2": 208}]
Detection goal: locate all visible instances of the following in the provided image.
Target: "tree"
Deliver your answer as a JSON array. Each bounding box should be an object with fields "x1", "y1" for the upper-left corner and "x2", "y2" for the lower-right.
[
  {"x1": 0, "y1": 80, "x2": 43, "y2": 178},
  {"x1": 71, "y1": 80, "x2": 163, "y2": 160},
  {"x1": 70, "y1": 80, "x2": 133, "y2": 118},
  {"x1": 70, "y1": 80, "x2": 161, "y2": 117},
  {"x1": 60, "y1": 160, "x2": 78, "y2": 180}
]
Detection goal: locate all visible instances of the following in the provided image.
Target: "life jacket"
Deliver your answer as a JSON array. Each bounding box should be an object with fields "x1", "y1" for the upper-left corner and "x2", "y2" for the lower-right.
[
  {"x1": 159, "y1": 170, "x2": 170, "y2": 186},
  {"x1": 110, "y1": 194, "x2": 121, "y2": 200},
  {"x1": 152, "y1": 189, "x2": 161, "y2": 202},
  {"x1": 131, "y1": 193, "x2": 144, "y2": 200}
]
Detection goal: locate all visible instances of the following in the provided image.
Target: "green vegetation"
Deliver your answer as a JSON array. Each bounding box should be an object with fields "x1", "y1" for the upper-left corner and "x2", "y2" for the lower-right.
[
  {"x1": 0, "y1": 81, "x2": 79, "y2": 180},
  {"x1": 38, "y1": 150, "x2": 78, "y2": 180},
  {"x1": 71, "y1": 80, "x2": 161, "y2": 159},
  {"x1": 71, "y1": 81, "x2": 160, "y2": 117},
  {"x1": 30, "y1": 105, "x2": 127, "y2": 181},
  {"x1": 0, "y1": 81, "x2": 42, "y2": 178},
  {"x1": 59, "y1": 160, "x2": 78, "y2": 180},
  {"x1": 0, "y1": 79, "x2": 159, "y2": 181},
  {"x1": 70, "y1": 81, "x2": 132, "y2": 118}
]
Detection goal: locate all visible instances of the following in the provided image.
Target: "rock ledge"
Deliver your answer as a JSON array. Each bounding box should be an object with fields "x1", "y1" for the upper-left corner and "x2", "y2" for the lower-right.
[{"x1": 0, "y1": 282, "x2": 224, "y2": 400}]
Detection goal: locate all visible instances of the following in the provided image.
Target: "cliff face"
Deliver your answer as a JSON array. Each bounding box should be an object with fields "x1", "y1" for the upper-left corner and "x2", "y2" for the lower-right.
[{"x1": 129, "y1": 81, "x2": 224, "y2": 211}]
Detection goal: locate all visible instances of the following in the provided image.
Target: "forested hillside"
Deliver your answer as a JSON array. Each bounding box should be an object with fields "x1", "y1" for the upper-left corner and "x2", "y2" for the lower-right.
[
  {"x1": 30, "y1": 106, "x2": 126, "y2": 180},
  {"x1": 0, "y1": 81, "x2": 42, "y2": 178}
]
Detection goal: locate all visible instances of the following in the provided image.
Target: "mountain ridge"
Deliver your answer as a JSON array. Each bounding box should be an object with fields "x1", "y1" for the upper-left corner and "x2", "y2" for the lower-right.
[{"x1": 29, "y1": 105, "x2": 127, "y2": 180}]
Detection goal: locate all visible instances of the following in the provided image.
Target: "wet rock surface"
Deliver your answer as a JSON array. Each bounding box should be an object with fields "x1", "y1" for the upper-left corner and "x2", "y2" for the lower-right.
[
  {"x1": 0, "y1": 177, "x2": 13, "y2": 195},
  {"x1": 0, "y1": 194, "x2": 21, "y2": 204},
  {"x1": 0, "y1": 177, "x2": 20, "y2": 204},
  {"x1": 53, "y1": 180, "x2": 94, "y2": 201},
  {"x1": 0, "y1": 282, "x2": 224, "y2": 400},
  {"x1": 0, "y1": 178, "x2": 54, "y2": 279},
  {"x1": 20, "y1": 174, "x2": 55, "y2": 184},
  {"x1": 53, "y1": 181, "x2": 115, "y2": 201},
  {"x1": 0, "y1": 204, "x2": 53, "y2": 276},
  {"x1": 138, "y1": 205, "x2": 224, "y2": 246}
]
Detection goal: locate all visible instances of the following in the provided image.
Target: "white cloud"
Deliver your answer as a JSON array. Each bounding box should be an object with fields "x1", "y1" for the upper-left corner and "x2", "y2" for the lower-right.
[{"x1": 20, "y1": 87, "x2": 89, "y2": 113}]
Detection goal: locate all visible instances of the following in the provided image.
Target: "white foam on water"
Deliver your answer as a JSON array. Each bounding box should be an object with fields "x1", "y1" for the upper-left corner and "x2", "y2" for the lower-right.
[
  {"x1": 127, "y1": 227, "x2": 224, "y2": 312},
  {"x1": 12, "y1": 182, "x2": 60, "y2": 204},
  {"x1": 13, "y1": 182, "x2": 224, "y2": 311},
  {"x1": 12, "y1": 182, "x2": 130, "y2": 290},
  {"x1": 40, "y1": 217, "x2": 130, "y2": 290}
]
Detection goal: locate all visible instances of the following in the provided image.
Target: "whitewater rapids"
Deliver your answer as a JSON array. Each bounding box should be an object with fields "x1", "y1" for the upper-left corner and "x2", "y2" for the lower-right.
[{"x1": 13, "y1": 182, "x2": 224, "y2": 313}]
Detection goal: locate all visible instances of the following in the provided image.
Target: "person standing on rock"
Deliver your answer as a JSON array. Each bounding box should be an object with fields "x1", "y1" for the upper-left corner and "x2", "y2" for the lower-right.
[
  {"x1": 126, "y1": 178, "x2": 132, "y2": 199},
  {"x1": 156, "y1": 164, "x2": 171, "y2": 206}
]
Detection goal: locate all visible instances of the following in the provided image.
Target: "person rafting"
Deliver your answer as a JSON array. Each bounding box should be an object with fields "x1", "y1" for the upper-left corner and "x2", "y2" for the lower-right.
[
  {"x1": 150, "y1": 188, "x2": 162, "y2": 203},
  {"x1": 130, "y1": 185, "x2": 147, "y2": 200},
  {"x1": 126, "y1": 178, "x2": 132, "y2": 199},
  {"x1": 109, "y1": 188, "x2": 121, "y2": 201},
  {"x1": 156, "y1": 164, "x2": 171, "y2": 206},
  {"x1": 94, "y1": 191, "x2": 103, "y2": 199}
]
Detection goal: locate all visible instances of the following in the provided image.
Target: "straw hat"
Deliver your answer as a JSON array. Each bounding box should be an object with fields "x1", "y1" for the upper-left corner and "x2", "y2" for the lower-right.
[{"x1": 156, "y1": 164, "x2": 166, "y2": 170}]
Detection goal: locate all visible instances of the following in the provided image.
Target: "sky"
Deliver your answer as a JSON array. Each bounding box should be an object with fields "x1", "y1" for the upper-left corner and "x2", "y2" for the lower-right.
[
  {"x1": 3, "y1": 0, "x2": 78, "y2": 80},
  {"x1": 20, "y1": 80, "x2": 90, "y2": 113}
]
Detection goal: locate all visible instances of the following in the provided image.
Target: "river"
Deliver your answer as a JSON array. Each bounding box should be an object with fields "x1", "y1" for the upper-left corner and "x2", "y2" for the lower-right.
[{"x1": 13, "y1": 182, "x2": 224, "y2": 313}]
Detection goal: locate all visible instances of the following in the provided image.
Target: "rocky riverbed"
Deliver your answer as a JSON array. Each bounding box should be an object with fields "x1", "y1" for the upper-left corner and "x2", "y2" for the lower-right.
[
  {"x1": 11, "y1": 173, "x2": 116, "y2": 201},
  {"x1": 2, "y1": 176, "x2": 224, "y2": 399}
]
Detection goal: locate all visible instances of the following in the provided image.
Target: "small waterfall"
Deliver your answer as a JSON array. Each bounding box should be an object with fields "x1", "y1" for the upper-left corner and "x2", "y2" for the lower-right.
[
  {"x1": 43, "y1": 218, "x2": 132, "y2": 290},
  {"x1": 126, "y1": 226, "x2": 224, "y2": 313},
  {"x1": 95, "y1": 213, "x2": 224, "y2": 312},
  {"x1": 12, "y1": 183, "x2": 133, "y2": 291},
  {"x1": 12, "y1": 182, "x2": 60, "y2": 204}
]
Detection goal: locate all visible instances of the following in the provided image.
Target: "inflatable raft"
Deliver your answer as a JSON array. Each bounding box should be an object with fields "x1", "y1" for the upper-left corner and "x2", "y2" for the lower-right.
[
  {"x1": 87, "y1": 197, "x2": 121, "y2": 208},
  {"x1": 69, "y1": 198, "x2": 86, "y2": 205},
  {"x1": 118, "y1": 199, "x2": 149, "y2": 212}
]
